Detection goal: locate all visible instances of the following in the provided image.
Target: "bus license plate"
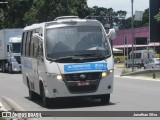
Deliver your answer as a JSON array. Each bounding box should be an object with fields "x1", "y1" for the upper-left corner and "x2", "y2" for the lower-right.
[{"x1": 78, "y1": 82, "x2": 90, "y2": 86}]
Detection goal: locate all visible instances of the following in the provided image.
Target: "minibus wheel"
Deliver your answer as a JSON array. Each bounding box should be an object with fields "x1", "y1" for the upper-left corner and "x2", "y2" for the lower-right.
[
  {"x1": 100, "y1": 94, "x2": 110, "y2": 104},
  {"x1": 27, "y1": 79, "x2": 36, "y2": 100},
  {"x1": 41, "y1": 85, "x2": 49, "y2": 108}
]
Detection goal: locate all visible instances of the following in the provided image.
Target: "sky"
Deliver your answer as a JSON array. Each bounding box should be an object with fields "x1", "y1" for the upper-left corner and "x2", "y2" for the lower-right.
[{"x1": 87, "y1": 0, "x2": 149, "y2": 18}]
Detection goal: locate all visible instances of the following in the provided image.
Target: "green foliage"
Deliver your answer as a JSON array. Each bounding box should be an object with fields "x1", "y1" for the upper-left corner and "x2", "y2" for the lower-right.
[
  {"x1": 155, "y1": 12, "x2": 160, "y2": 22},
  {"x1": 0, "y1": 9, "x2": 5, "y2": 28},
  {"x1": 3, "y1": 0, "x2": 33, "y2": 28},
  {"x1": 124, "y1": 8, "x2": 149, "y2": 29},
  {"x1": 0, "y1": 0, "x2": 89, "y2": 28},
  {"x1": 87, "y1": 6, "x2": 127, "y2": 28},
  {"x1": 0, "y1": 0, "x2": 149, "y2": 29}
]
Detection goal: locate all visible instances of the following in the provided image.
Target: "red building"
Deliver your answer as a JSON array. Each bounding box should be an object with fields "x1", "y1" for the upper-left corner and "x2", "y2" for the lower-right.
[{"x1": 113, "y1": 27, "x2": 160, "y2": 55}]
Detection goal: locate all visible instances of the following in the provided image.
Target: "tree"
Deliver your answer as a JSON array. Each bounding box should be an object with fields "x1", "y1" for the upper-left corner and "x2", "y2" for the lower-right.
[
  {"x1": 155, "y1": 12, "x2": 160, "y2": 22},
  {"x1": 124, "y1": 8, "x2": 149, "y2": 29},
  {"x1": 0, "y1": 0, "x2": 89, "y2": 28},
  {"x1": 87, "y1": 6, "x2": 127, "y2": 28},
  {"x1": 24, "y1": 0, "x2": 90, "y2": 25},
  {"x1": 3, "y1": 0, "x2": 33, "y2": 28}
]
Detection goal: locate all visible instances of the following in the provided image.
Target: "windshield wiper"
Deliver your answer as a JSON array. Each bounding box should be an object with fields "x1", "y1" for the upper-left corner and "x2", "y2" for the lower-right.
[
  {"x1": 49, "y1": 56, "x2": 83, "y2": 63},
  {"x1": 74, "y1": 53, "x2": 106, "y2": 58}
]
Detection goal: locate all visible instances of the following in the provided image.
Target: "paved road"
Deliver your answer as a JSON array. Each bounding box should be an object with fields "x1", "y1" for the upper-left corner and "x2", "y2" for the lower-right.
[{"x1": 0, "y1": 71, "x2": 160, "y2": 119}]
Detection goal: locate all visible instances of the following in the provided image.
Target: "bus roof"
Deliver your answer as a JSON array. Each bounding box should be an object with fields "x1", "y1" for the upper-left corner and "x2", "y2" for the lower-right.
[{"x1": 23, "y1": 18, "x2": 102, "y2": 31}]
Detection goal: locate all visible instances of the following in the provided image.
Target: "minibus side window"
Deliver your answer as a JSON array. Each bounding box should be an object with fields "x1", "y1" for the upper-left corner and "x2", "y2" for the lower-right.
[{"x1": 38, "y1": 40, "x2": 44, "y2": 61}]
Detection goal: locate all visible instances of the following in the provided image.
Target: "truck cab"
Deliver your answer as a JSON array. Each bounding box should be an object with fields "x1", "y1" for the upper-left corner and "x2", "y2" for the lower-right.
[{"x1": 7, "y1": 37, "x2": 21, "y2": 73}]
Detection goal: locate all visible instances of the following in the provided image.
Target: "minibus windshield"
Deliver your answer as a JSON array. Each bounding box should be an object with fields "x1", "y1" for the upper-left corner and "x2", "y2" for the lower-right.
[{"x1": 46, "y1": 26, "x2": 111, "y2": 62}]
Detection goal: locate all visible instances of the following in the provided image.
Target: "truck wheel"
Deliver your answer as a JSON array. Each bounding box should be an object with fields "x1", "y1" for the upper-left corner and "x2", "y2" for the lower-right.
[
  {"x1": 100, "y1": 94, "x2": 110, "y2": 104},
  {"x1": 8, "y1": 65, "x2": 13, "y2": 74},
  {"x1": 2, "y1": 63, "x2": 6, "y2": 73},
  {"x1": 41, "y1": 85, "x2": 50, "y2": 108}
]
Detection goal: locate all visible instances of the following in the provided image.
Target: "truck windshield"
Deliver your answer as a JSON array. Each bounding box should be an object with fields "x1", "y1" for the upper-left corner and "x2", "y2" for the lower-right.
[
  {"x1": 46, "y1": 26, "x2": 111, "y2": 62},
  {"x1": 12, "y1": 43, "x2": 21, "y2": 53}
]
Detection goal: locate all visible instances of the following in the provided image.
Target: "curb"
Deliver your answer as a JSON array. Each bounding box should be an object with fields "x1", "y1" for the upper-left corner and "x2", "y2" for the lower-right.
[
  {"x1": 1, "y1": 97, "x2": 38, "y2": 120},
  {"x1": 1, "y1": 97, "x2": 25, "y2": 111},
  {"x1": 121, "y1": 69, "x2": 160, "y2": 76},
  {"x1": 114, "y1": 75, "x2": 160, "y2": 81},
  {"x1": 0, "y1": 100, "x2": 7, "y2": 111}
]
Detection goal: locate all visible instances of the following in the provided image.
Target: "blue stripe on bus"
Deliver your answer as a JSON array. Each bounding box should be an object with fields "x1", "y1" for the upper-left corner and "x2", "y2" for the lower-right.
[{"x1": 64, "y1": 62, "x2": 108, "y2": 73}]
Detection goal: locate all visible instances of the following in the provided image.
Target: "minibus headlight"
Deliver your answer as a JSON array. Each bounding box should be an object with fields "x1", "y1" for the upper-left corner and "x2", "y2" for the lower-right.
[
  {"x1": 109, "y1": 69, "x2": 113, "y2": 73},
  {"x1": 56, "y1": 75, "x2": 62, "y2": 80},
  {"x1": 46, "y1": 72, "x2": 62, "y2": 80},
  {"x1": 102, "y1": 72, "x2": 107, "y2": 77},
  {"x1": 102, "y1": 69, "x2": 113, "y2": 78}
]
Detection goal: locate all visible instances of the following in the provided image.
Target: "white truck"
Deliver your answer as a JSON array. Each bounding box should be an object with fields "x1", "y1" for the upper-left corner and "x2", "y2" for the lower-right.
[{"x1": 0, "y1": 29, "x2": 23, "y2": 73}]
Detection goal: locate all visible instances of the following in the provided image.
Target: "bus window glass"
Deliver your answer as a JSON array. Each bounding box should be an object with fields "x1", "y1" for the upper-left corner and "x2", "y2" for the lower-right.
[{"x1": 46, "y1": 26, "x2": 111, "y2": 60}]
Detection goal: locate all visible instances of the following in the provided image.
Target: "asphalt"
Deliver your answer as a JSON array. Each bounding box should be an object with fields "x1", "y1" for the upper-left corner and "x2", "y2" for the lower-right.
[
  {"x1": 0, "y1": 66, "x2": 159, "y2": 120},
  {"x1": 0, "y1": 73, "x2": 159, "y2": 113}
]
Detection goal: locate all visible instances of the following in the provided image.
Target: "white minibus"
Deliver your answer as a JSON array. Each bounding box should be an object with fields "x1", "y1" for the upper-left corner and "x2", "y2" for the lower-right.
[
  {"x1": 125, "y1": 50, "x2": 155, "y2": 68},
  {"x1": 21, "y1": 16, "x2": 116, "y2": 107}
]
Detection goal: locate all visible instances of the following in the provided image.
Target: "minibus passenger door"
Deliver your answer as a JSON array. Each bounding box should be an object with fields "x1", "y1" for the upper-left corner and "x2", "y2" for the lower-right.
[
  {"x1": 30, "y1": 36, "x2": 39, "y2": 92},
  {"x1": 37, "y1": 40, "x2": 44, "y2": 74}
]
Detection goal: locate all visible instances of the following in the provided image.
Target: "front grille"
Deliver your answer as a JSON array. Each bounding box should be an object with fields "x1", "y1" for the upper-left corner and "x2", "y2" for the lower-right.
[
  {"x1": 69, "y1": 85, "x2": 97, "y2": 93},
  {"x1": 14, "y1": 56, "x2": 21, "y2": 64},
  {"x1": 63, "y1": 72, "x2": 102, "y2": 93},
  {"x1": 64, "y1": 72, "x2": 101, "y2": 82}
]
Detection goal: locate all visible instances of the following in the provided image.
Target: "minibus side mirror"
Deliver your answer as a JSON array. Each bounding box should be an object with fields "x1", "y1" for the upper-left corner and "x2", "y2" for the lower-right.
[
  {"x1": 32, "y1": 33, "x2": 42, "y2": 43},
  {"x1": 107, "y1": 29, "x2": 116, "y2": 40}
]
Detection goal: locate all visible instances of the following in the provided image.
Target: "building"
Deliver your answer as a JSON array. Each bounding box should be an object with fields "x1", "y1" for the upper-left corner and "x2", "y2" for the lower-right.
[{"x1": 113, "y1": 27, "x2": 160, "y2": 55}]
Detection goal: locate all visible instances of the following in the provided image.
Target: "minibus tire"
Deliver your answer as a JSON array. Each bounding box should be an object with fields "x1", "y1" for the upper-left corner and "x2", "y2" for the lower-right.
[
  {"x1": 100, "y1": 94, "x2": 110, "y2": 104},
  {"x1": 27, "y1": 80, "x2": 36, "y2": 100},
  {"x1": 41, "y1": 86, "x2": 49, "y2": 108},
  {"x1": 29, "y1": 89, "x2": 35, "y2": 100}
]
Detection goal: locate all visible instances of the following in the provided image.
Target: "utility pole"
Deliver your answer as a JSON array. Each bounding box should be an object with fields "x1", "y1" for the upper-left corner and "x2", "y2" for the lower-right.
[{"x1": 131, "y1": 0, "x2": 134, "y2": 72}]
